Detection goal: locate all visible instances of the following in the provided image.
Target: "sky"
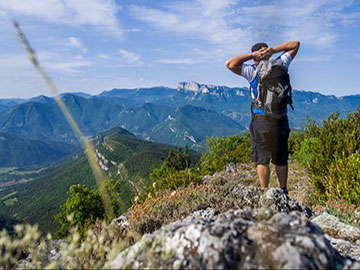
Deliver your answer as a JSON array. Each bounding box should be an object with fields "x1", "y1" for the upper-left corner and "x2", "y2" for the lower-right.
[{"x1": 0, "y1": 0, "x2": 360, "y2": 98}]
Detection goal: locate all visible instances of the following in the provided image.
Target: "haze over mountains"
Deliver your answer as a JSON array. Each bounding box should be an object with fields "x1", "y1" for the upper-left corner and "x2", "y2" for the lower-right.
[{"x1": 0, "y1": 81, "x2": 359, "y2": 167}]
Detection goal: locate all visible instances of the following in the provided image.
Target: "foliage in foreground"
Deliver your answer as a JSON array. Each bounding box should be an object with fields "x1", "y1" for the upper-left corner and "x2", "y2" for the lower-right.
[
  {"x1": 295, "y1": 108, "x2": 360, "y2": 205},
  {"x1": 55, "y1": 178, "x2": 125, "y2": 238},
  {"x1": 326, "y1": 199, "x2": 360, "y2": 227},
  {"x1": 0, "y1": 220, "x2": 125, "y2": 269}
]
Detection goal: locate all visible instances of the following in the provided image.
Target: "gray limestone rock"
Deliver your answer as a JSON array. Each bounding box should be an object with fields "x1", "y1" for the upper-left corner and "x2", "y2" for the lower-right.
[
  {"x1": 311, "y1": 212, "x2": 360, "y2": 242},
  {"x1": 326, "y1": 235, "x2": 360, "y2": 261},
  {"x1": 201, "y1": 174, "x2": 212, "y2": 185},
  {"x1": 311, "y1": 212, "x2": 360, "y2": 260},
  {"x1": 110, "y1": 209, "x2": 359, "y2": 269},
  {"x1": 260, "y1": 188, "x2": 313, "y2": 218},
  {"x1": 111, "y1": 212, "x2": 130, "y2": 229}
]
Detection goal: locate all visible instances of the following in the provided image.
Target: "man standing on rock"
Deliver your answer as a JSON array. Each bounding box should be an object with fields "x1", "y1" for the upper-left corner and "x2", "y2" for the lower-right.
[{"x1": 225, "y1": 41, "x2": 300, "y2": 195}]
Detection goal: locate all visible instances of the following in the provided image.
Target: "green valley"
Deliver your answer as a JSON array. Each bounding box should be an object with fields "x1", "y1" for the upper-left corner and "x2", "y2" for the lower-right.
[{"x1": 0, "y1": 127, "x2": 201, "y2": 233}]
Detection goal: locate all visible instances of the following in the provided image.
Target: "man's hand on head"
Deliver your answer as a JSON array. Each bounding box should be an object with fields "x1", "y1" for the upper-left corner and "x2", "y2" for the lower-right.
[
  {"x1": 263, "y1": 48, "x2": 275, "y2": 59},
  {"x1": 252, "y1": 47, "x2": 268, "y2": 61}
]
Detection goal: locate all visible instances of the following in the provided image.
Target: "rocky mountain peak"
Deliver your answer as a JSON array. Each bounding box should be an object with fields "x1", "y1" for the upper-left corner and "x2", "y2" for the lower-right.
[
  {"x1": 178, "y1": 81, "x2": 219, "y2": 93},
  {"x1": 178, "y1": 81, "x2": 201, "y2": 92}
]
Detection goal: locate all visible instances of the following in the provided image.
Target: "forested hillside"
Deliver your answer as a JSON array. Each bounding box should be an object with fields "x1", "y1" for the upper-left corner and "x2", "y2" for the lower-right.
[{"x1": 0, "y1": 127, "x2": 200, "y2": 233}]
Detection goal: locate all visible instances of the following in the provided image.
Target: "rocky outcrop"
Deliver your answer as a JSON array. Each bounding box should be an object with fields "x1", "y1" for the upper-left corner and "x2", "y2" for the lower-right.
[
  {"x1": 108, "y1": 163, "x2": 359, "y2": 269},
  {"x1": 312, "y1": 212, "x2": 360, "y2": 260},
  {"x1": 312, "y1": 212, "x2": 360, "y2": 242},
  {"x1": 111, "y1": 208, "x2": 359, "y2": 269},
  {"x1": 111, "y1": 212, "x2": 130, "y2": 230},
  {"x1": 260, "y1": 188, "x2": 313, "y2": 218}
]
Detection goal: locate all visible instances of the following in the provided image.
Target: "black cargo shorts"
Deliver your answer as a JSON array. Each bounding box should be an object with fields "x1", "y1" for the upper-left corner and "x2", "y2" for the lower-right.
[{"x1": 249, "y1": 115, "x2": 290, "y2": 166}]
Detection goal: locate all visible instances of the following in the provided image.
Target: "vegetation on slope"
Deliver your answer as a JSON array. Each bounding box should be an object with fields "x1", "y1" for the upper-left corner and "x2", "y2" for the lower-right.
[
  {"x1": 2, "y1": 107, "x2": 360, "y2": 268},
  {"x1": 294, "y1": 108, "x2": 360, "y2": 205},
  {"x1": 0, "y1": 128, "x2": 200, "y2": 234},
  {"x1": 0, "y1": 132, "x2": 76, "y2": 167}
]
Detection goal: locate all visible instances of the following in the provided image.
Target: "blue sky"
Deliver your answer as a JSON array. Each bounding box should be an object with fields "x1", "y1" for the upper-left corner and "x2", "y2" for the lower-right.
[{"x1": 0, "y1": 0, "x2": 360, "y2": 98}]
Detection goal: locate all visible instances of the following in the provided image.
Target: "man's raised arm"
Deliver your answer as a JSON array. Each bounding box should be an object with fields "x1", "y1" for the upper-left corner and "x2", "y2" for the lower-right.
[
  {"x1": 266, "y1": 41, "x2": 300, "y2": 60},
  {"x1": 225, "y1": 47, "x2": 267, "y2": 76}
]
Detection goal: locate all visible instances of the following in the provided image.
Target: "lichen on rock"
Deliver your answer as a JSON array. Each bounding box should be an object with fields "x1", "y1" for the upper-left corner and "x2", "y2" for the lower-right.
[{"x1": 111, "y1": 208, "x2": 359, "y2": 269}]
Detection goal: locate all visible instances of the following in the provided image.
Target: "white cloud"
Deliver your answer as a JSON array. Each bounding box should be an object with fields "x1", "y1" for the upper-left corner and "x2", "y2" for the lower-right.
[
  {"x1": 157, "y1": 58, "x2": 200, "y2": 65},
  {"x1": 118, "y1": 49, "x2": 141, "y2": 64},
  {"x1": 0, "y1": 50, "x2": 93, "y2": 78},
  {"x1": 129, "y1": 6, "x2": 178, "y2": 28},
  {"x1": 0, "y1": 0, "x2": 122, "y2": 33},
  {"x1": 129, "y1": 0, "x2": 360, "y2": 58},
  {"x1": 97, "y1": 53, "x2": 110, "y2": 60},
  {"x1": 124, "y1": 28, "x2": 141, "y2": 33},
  {"x1": 0, "y1": 53, "x2": 36, "y2": 77},
  {"x1": 46, "y1": 60, "x2": 93, "y2": 74},
  {"x1": 68, "y1": 37, "x2": 87, "y2": 52},
  {"x1": 353, "y1": 52, "x2": 360, "y2": 59}
]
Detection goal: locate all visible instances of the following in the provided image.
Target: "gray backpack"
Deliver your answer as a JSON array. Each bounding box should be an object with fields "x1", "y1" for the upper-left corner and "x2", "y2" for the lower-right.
[{"x1": 252, "y1": 58, "x2": 294, "y2": 119}]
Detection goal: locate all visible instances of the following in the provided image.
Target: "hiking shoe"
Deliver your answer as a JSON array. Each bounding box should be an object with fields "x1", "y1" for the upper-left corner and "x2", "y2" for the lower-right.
[{"x1": 281, "y1": 187, "x2": 289, "y2": 196}]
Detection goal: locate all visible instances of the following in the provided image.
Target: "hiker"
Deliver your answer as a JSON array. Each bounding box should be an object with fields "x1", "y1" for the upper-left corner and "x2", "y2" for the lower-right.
[{"x1": 225, "y1": 41, "x2": 300, "y2": 195}]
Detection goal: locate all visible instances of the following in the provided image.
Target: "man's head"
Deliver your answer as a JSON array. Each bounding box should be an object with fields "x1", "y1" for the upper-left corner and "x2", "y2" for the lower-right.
[
  {"x1": 251, "y1": 42, "x2": 268, "y2": 53},
  {"x1": 252, "y1": 42, "x2": 269, "y2": 65}
]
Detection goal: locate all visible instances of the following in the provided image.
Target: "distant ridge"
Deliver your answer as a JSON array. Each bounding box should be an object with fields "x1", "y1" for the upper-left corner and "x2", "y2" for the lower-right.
[
  {"x1": 0, "y1": 132, "x2": 75, "y2": 167},
  {"x1": 0, "y1": 93, "x2": 244, "y2": 151},
  {"x1": 0, "y1": 82, "x2": 358, "y2": 159}
]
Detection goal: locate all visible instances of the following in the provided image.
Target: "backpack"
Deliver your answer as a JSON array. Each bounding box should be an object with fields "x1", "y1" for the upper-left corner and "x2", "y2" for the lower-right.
[{"x1": 251, "y1": 58, "x2": 294, "y2": 119}]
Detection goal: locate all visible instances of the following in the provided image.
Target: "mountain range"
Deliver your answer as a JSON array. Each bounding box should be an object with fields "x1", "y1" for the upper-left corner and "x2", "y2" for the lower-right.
[{"x1": 0, "y1": 82, "x2": 358, "y2": 167}]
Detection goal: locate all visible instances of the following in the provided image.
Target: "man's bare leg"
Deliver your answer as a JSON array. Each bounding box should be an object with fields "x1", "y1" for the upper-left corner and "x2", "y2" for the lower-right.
[
  {"x1": 275, "y1": 165, "x2": 288, "y2": 189},
  {"x1": 257, "y1": 164, "x2": 270, "y2": 190}
]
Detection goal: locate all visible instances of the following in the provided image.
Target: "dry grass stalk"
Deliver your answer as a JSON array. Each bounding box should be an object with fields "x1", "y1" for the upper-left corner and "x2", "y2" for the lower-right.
[{"x1": 13, "y1": 21, "x2": 115, "y2": 219}]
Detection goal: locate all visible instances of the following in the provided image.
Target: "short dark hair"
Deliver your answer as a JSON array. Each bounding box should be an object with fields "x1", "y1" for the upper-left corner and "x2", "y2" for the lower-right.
[{"x1": 251, "y1": 42, "x2": 268, "y2": 52}]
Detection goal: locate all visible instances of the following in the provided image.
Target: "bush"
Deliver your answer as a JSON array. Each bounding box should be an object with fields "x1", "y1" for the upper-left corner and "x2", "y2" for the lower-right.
[
  {"x1": 149, "y1": 146, "x2": 191, "y2": 185},
  {"x1": 197, "y1": 133, "x2": 252, "y2": 176},
  {"x1": 0, "y1": 221, "x2": 125, "y2": 269},
  {"x1": 55, "y1": 178, "x2": 125, "y2": 238},
  {"x1": 141, "y1": 133, "x2": 252, "y2": 202},
  {"x1": 326, "y1": 199, "x2": 360, "y2": 228},
  {"x1": 294, "y1": 108, "x2": 360, "y2": 205},
  {"x1": 142, "y1": 147, "x2": 196, "y2": 200},
  {"x1": 288, "y1": 130, "x2": 305, "y2": 156},
  {"x1": 325, "y1": 152, "x2": 360, "y2": 205}
]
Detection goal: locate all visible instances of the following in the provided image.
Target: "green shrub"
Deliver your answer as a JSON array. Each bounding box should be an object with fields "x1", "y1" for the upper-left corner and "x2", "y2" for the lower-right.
[
  {"x1": 288, "y1": 130, "x2": 305, "y2": 156},
  {"x1": 326, "y1": 199, "x2": 360, "y2": 228},
  {"x1": 295, "y1": 108, "x2": 360, "y2": 205},
  {"x1": 325, "y1": 151, "x2": 360, "y2": 205},
  {"x1": 55, "y1": 178, "x2": 125, "y2": 238},
  {"x1": 55, "y1": 184, "x2": 104, "y2": 238},
  {"x1": 197, "y1": 133, "x2": 252, "y2": 176},
  {"x1": 141, "y1": 133, "x2": 252, "y2": 202},
  {"x1": 149, "y1": 146, "x2": 191, "y2": 185}
]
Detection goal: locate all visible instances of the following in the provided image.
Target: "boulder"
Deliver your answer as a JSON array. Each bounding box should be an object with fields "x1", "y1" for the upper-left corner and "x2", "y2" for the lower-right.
[
  {"x1": 311, "y1": 212, "x2": 360, "y2": 242},
  {"x1": 110, "y1": 208, "x2": 360, "y2": 269},
  {"x1": 111, "y1": 212, "x2": 130, "y2": 229},
  {"x1": 312, "y1": 211, "x2": 360, "y2": 260},
  {"x1": 260, "y1": 188, "x2": 313, "y2": 218}
]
